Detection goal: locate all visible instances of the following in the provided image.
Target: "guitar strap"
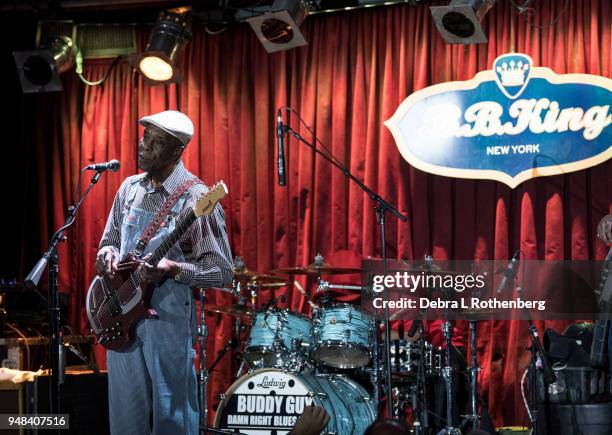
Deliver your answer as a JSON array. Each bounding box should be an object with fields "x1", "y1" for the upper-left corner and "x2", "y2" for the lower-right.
[{"x1": 133, "y1": 177, "x2": 203, "y2": 258}]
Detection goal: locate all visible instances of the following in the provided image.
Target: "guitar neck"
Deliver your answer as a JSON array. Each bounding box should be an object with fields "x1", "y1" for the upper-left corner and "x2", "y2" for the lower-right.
[{"x1": 148, "y1": 210, "x2": 197, "y2": 265}]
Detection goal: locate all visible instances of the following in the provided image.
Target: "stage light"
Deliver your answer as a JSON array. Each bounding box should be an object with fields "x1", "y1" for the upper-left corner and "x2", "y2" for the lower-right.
[
  {"x1": 132, "y1": 8, "x2": 191, "y2": 84},
  {"x1": 13, "y1": 36, "x2": 75, "y2": 93},
  {"x1": 247, "y1": 0, "x2": 311, "y2": 53},
  {"x1": 430, "y1": 0, "x2": 496, "y2": 44}
]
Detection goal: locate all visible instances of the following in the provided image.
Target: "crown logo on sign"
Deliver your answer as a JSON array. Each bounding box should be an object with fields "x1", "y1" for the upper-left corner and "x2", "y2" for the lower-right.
[{"x1": 495, "y1": 60, "x2": 529, "y2": 87}]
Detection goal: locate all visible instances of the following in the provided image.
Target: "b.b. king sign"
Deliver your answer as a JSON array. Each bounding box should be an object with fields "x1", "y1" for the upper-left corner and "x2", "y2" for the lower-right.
[{"x1": 385, "y1": 53, "x2": 611, "y2": 188}]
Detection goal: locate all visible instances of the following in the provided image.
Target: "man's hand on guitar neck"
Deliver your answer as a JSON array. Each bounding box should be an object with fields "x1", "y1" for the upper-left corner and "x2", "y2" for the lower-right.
[
  {"x1": 597, "y1": 215, "x2": 612, "y2": 244},
  {"x1": 140, "y1": 253, "x2": 182, "y2": 284}
]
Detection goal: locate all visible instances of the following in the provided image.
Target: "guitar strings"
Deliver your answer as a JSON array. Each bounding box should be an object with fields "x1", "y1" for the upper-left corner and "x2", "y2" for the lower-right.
[{"x1": 94, "y1": 209, "x2": 197, "y2": 322}]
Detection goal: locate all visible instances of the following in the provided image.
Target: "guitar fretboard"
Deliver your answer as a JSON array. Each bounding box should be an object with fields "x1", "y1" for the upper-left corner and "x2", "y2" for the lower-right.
[{"x1": 148, "y1": 209, "x2": 198, "y2": 266}]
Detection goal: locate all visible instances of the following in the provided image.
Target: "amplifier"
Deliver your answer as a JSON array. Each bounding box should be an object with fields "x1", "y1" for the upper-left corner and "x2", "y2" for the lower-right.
[{"x1": 0, "y1": 336, "x2": 94, "y2": 371}]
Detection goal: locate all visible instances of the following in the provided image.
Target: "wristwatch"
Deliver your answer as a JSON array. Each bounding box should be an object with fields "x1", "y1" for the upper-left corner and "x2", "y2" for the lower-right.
[{"x1": 173, "y1": 267, "x2": 183, "y2": 282}]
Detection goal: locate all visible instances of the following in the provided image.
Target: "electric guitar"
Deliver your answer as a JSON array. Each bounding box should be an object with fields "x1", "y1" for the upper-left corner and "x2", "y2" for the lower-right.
[{"x1": 86, "y1": 181, "x2": 228, "y2": 351}]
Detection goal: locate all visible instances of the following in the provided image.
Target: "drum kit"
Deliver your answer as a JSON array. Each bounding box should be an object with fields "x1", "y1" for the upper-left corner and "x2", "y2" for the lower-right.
[{"x1": 200, "y1": 254, "x2": 483, "y2": 435}]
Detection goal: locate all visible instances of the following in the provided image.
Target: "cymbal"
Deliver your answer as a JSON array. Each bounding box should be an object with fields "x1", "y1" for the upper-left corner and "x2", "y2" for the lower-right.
[
  {"x1": 248, "y1": 274, "x2": 287, "y2": 283},
  {"x1": 390, "y1": 265, "x2": 462, "y2": 275},
  {"x1": 272, "y1": 263, "x2": 362, "y2": 276},
  {"x1": 204, "y1": 304, "x2": 253, "y2": 318},
  {"x1": 232, "y1": 267, "x2": 263, "y2": 280},
  {"x1": 389, "y1": 307, "x2": 502, "y2": 321},
  {"x1": 232, "y1": 268, "x2": 286, "y2": 283},
  {"x1": 247, "y1": 281, "x2": 288, "y2": 288},
  {"x1": 452, "y1": 308, "x2": 503, "y2": 319}
]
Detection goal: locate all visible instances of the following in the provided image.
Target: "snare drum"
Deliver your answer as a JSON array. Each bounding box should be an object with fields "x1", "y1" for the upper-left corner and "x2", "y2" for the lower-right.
[
  {"x1": 246, "y1": 309, "x2": 312, "y2": 369},
  {"x1": 215, "y1": 368, "x2": 376, "y2": 435},
  {"x1": 312, "y1": 304, "x2": 374, "y2": 368}
]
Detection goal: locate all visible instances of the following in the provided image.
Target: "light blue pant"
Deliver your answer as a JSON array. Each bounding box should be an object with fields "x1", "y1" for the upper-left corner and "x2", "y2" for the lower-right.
[
  {"x1": 107, "y1": 282, "x2": 199, "y2": 435},
  {"x1": 107, "y1": 187, "x2": 199, "y2": 434}
]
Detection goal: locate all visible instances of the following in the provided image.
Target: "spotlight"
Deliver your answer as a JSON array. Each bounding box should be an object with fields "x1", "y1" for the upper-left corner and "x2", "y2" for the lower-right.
[
  {"x1": 132, "y1": 9, "x2": 191, "y2": 84},
  {"x1": 13, "y1": 36, "x2": 75, "y2": 93},
  {"x1": 247, "y1": 0, "x2": 310, "y2": 53},
  {"x1": 430, "y1": 0, "x2": 496, "y2": 44}
]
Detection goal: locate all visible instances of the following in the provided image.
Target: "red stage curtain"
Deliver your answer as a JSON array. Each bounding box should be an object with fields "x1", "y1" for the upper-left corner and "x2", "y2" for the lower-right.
[{"x1": 33, "y1": 0, "x2": 611, "y2": 427}]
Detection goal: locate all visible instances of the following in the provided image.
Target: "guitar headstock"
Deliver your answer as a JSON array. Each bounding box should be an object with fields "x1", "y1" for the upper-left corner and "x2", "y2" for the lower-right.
[{"x1": 193, "y1": 181, "x2": 228, "y2": 217}]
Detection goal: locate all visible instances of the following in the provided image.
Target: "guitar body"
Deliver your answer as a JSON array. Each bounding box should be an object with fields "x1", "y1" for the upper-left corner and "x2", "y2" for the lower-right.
[
  {"x1": 86, "y1": 255, "x2": 158, "y2": 351},
  {"x1": 86, "y1": 180, "x2": 228, "y2": 351}
]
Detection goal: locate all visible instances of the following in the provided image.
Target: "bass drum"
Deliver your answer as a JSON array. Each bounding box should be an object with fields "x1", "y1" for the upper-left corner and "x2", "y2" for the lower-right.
[{"x1": 215, "y1": 368, "x2": 376, "y2": 435}]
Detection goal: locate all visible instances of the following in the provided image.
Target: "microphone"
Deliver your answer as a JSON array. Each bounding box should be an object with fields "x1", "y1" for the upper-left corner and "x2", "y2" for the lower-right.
[
  {"x1": 85, "y1": 159, "x2": 120, "y2": 172},
  {"x1": 276, "y1": 111, "x2": 286, "y2": 186},
  {"x1": 496, "y1": 250, "x2": 520, "y2": 294}
]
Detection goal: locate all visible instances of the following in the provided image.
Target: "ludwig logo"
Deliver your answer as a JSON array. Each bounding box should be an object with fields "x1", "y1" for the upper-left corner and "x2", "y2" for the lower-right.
[{"x1": 385, "y1": 53, "x2": 612, "y2": 188}]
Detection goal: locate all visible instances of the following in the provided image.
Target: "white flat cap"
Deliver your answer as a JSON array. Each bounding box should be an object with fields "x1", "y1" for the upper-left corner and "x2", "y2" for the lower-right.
[{"x1": 138, "y1": 110, "x2": 194, "y2": 146}]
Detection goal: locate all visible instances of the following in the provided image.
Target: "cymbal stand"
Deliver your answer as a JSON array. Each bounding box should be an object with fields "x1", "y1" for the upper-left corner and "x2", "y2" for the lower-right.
[
  {"x1": 413, "y1": 335, "x2": 430, "y2": 435},
  {"x1": 371, "y1": 324, "x2": 381, "y2": 418},
  {"x1": 234, "y1": 314, "x2": 247, "y2": 379},
  {"x1": 198, "y1": 287, "x2": 209, "y2": 434},
  {"x1": 235, "y1": 281, "x2": 259, "y2": 378},
  {"x1": 459, "y1": 320, "x2": 480, "y2": 432},
  {"x1": 439, "y1": 320, "x2": 461, "y2": 435}
]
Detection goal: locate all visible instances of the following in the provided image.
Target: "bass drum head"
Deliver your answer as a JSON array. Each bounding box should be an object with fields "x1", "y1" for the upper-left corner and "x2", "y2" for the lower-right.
[{"x1": 215, "y1": 368, "x2": 375, "y2": 435}]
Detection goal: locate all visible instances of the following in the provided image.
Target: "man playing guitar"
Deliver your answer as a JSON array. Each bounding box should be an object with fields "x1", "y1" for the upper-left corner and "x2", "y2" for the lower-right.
[{"x1": 96, "y1": 110, "x2": 233, "y2": 435}]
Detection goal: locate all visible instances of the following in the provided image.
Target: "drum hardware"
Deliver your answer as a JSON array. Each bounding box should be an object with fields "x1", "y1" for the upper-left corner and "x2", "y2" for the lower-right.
[
  {"x1": 198, "y1": 287, "x2": 209, "y2": 434},
  {"x1": 294, "y1": 279, "x2": 320, "y2": 311},
  {"x1": 464, "y1": 320, "x2": 481, "y2": 432},
  {"x1": 438, "y1": 320, "x2": 462, "y2": 435},
  {"x1": 208, "y1": 337, "x2": 241, "y2": 374},
  {"x1": 317, "y1": 279, "x2": 368, "y2": 292},
  {"x1": 211, "y1": 254, "x2": 492, "y2": 434}
]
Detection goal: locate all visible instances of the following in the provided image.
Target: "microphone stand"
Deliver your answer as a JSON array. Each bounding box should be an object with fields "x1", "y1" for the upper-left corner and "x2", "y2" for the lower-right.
[
  {"x1": 283, "y1": 122, "x2": 408, "y2": 417},
  {"x1": 510, "y1": 256, "x2": 556, "y2": 435},
  {"x1": 24, "y1": 170, "x2": 104, "y2": 415}
]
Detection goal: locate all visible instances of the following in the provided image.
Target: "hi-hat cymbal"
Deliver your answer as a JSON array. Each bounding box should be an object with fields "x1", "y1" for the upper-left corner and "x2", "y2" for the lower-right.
[
  {"x1": 272, "y1": 263, "x2": 362, "y2": 276},
  {"x1": 232, "y1": 268, "x2": 286, "y2": 283},
  {"x1": 232, "y1": 267, "x2": 262, "y2": 280},
  {"x1": 204, "y1": 304, "x2": 253, "y2": 318}
]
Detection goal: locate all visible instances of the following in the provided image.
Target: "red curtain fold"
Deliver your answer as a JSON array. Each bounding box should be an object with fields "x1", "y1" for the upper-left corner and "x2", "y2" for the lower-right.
[{"x1": 37, "y1": 0, "x2": 611, "y2": 427}]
